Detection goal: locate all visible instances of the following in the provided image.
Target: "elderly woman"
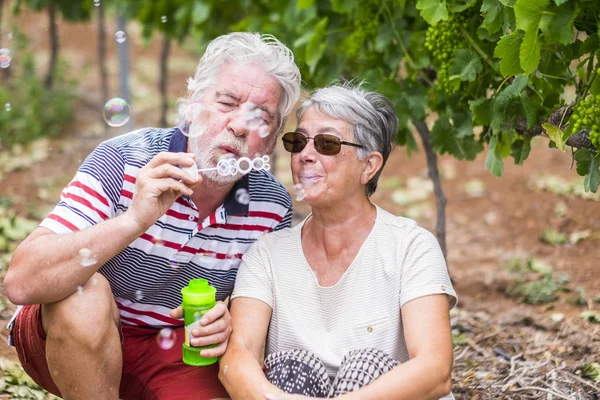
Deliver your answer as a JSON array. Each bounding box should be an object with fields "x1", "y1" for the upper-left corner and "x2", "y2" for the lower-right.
[{"x1": 219, "y1": 84, "x2": 457, "y2": 400}]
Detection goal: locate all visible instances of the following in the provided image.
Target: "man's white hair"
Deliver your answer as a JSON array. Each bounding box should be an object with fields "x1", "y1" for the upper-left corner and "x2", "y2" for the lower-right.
[{"x1": 176, "y1": 32, "x2": 301, "y2": 131}]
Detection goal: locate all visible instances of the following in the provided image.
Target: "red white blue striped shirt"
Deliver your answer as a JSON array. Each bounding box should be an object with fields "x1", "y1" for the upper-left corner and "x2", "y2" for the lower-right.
[{"x1": 13, "y1": 127, "x2": 292, "y2": 329}]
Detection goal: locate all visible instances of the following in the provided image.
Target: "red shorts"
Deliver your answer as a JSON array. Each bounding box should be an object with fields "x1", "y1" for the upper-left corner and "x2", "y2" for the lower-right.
[{"x1": 12, "y1": 304, "x2": 228, "y2": 400}]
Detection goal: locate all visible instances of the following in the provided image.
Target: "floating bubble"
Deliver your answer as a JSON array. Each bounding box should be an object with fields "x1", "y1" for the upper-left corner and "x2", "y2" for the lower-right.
[
  {"x1": 235, "y1": 188, "x2": 250, "y2": 205},
  {"x1": 178, "y1": 103, "x2": 208, "y2": 137},
  {"x1": 153, "y1": 237, "x2": 164, "y2": 246},
  {"x1": 115, "y1": 31, "x2": 126, "y2": 44},
  {"x1": 0, "y1": 48, "x2": 12, "y2": 69},
  {"x1": 258, "y1": 125, "x2": 270, "y2": 138},
  {"x1": 161, "y1": 15, "x2": 167, "y2": 23},
  {"x1": 77, "y1": 285, "x2": 84, "y2": 295},
  {"x1": 7, "y1": 32, "x2": 13, "y2": 40},
  {"x1": 157, "y1": 328, "x2": 176, "y2": 350},
  {"x1": 193, "y1": 312, "x2": 202, "y2": 321},
  {"x1": 79, "y1": 248, "x2": 98, "y2": 267},
  {"x1": 294, "y1": 183, "x2": 305, "y2": 201},
  {"x1": 103, "y1": 97, "x2": 131, "y2": 127},
  {"x1": 94, "y1": 0, "x2": 100, "y2": 6},
  {"x1": 5, "y1": 103, "x2": 11, "y2": 112},
  {"x1": 240, "y1": 103, "x2": 267, "y2": 132},
  {"x1": 135, "y1": 289, "x2": 143, "y2": 301}
]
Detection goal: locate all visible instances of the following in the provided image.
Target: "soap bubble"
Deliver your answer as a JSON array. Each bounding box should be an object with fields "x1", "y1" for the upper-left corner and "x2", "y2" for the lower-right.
[
  {"x1": 5, "y1": 103, "x2": 11, "y2": 112},
  {"x1": 240, "y1": 103, "x2": 267, "y2": 132},
  {"x1": 234, "y1": 188, "x2": 250, "y2": 205},
  {"x1": 103, "y1": 97, "x2": 131, "y2": 127},
  {"x1": 294, "y1": 183, "x2": 305, "y2": 201},
  {"x1": 77, "y1": 285, "x2": 84, "y2": 295},
  {"x1": 135, "y1": 289, "x2": 143, "y2": 301},
  {"x1": 178, "y1": 103, "x2": 208, "y2": 137},
  {"x1": 115, "y1": 31, "x2": 126, "y2": 44},
  {"x1": 258, "y1": 125, "x2": 270, "y2": 138},
  {"x1": 7, "y1": 32, "x2": 13, "y2": 40},
  {"x1": 153, "y1": 237, "x2": 164, "y2": 246},
  {"x1": 79, "y1": 248, "x2": 98, "y2": 267},
  {"x1": 193, "y1": 311, "x2": 202, "y2": 321},
  {"x1": 157, "y1": 328, "x2": 176, "y2": 350},
  {"x1": 94, "y1": 0, "x2": 100, "y2": 6},
  {"x1": 161, "y1": 15, "x2": 167, "y2": 23},
  {"x1": 0, "y1": 48, "x2": 12, "y2": 69}
]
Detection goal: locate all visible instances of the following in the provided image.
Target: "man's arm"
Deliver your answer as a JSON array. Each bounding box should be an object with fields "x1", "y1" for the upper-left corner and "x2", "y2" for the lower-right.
[
  {"x1": 219, "y1": 297, "x2": 284, "y2": 400},
  {"x1": 4, "y1": 151, "x2": 198, "y2": 305}
]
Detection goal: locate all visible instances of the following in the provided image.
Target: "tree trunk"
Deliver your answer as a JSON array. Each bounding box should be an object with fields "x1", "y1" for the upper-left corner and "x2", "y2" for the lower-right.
[
  {"x1": 97, "y1": 2, "x2": 109, "y2": 105},
  {"x1": 117, "y1": 12, "x2": 133, "y2": 129},
  {"x1": 45, "y1": 1, "x2": 58, "y2": 89},
  {"x1": 411, "y1": 118, "x2": 448, "y2": 262},
  {"x1": 159, "y1": 35, "x2": 171, "y2": 127}
]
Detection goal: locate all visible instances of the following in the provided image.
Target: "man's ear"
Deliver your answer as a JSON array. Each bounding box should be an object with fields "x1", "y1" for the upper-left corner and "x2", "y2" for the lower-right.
[{"x1": 360, "y1": 152, "x2": 383, "y2": 186}]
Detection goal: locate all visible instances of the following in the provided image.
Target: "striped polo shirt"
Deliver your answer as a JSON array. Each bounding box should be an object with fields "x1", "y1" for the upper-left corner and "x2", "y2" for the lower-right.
[{"x1": 12, "y1": 127, "x2": 292, "y2": 329}]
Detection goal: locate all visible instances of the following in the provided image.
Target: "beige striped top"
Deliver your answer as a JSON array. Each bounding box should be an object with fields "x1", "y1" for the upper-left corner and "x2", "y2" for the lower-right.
[{"x1": 233, "y1": 205, "x2": 457, "y2": 398}]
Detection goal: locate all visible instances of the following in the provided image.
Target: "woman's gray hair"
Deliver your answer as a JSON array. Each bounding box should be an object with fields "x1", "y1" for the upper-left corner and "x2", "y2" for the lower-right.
[
  {"x1": 296, "y1": 82, "x2": 398, "y2": 197},
  {"x1": 177, "y1": 32, "x2": 301, "y2": 131}
]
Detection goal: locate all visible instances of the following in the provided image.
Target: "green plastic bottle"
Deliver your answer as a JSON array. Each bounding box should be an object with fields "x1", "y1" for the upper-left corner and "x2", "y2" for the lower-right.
[{"x1": 181, "y1": 278, "x2": 218, "y2": 366}]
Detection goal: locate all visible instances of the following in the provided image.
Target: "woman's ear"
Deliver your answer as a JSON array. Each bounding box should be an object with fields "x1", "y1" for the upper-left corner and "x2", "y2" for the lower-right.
[{"x1": 360, "y1": 152, "x2": 384, "y2": 185}]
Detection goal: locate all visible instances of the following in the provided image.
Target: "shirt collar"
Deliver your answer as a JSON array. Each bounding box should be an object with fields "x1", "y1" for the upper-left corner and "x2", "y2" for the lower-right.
[{"x1": 167, "y1": 128, "x2": 250, "y2": 217}]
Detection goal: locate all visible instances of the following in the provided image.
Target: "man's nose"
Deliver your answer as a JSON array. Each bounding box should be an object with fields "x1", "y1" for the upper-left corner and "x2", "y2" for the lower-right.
[{"x1": 227, "y1": 113, "x2": 250, "y2": 138}]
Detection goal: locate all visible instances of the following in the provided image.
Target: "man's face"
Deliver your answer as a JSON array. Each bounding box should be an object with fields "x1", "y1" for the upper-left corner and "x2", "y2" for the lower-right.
[{"x1": 187, "y1": 62, "x2": 283, "y2": 184}]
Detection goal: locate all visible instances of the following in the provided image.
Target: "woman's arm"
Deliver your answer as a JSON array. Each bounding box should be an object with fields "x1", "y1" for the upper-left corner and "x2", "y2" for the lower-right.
[
  {"x1": 219, "y1": 297, "x2": 285, "y2": 400},
  {"x1": 343, "y1": 294, "x2": 454, "y2": 400}
]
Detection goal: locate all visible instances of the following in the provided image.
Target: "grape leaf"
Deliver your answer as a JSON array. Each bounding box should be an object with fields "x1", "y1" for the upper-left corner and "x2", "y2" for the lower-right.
[
  {"x1": 451, "y1": 0, "x2": 477, "y2": 12},
  {"x1": 496, "y1": 75, "x2": 529, "y2": 107},
  {"x1": 431, "y1": 115, "x2": 483, "y2": 159},
  {"x1": 297, "y1": 0, "x2": 315, "y2": 10},
  {"x1": 520, "y1": 30, "x2": 541, "y2": 74},
  {"x1": 448, "y1": 49, "x2": 483, "y2": 82},
  {"x1": 574, "y1": 149, "x2": 600, "y2": 192},
  {"x1": 416, "y1": 0, "x2": 448, "y2": 25},
  {"x1": 499, "y1": 0, "x2": 515, "y2": 6},
  {"x1": 331, "y1": 0, "x2": 359, "y2": 13},
  {"x1": 480, "y1": 0, "x2": 504, "y2": 35},
  {"x1": 514, "y1": 0, "x2": 549, "y2": 32},
  {"x1": 511, "y1": 136, "x2": 532, "y2": 164},
  {"x1": 542, "y1": 123, "x2": 566, "y2": 151},
  {"x1": 305, "y1": 17, "x2": 328, "y2": 76},
  {"x1": 469, "y1": 97, "x2": 493, "y2": 126},
  {"x1": 539, "y1": 3, "x2": 575, "y2": 45},
  {"x1": 494, "y1": 30, "x2": 524, "y2": 77},
  {"x1": 553, "y1": 0, "x2": 568, "y2": 5},
  {"x1": 485, "y1": 136, "x2": 505, "y2": 176},
  {"x1": 521, "y1": 96, "x2": 546, "y2": 129}
]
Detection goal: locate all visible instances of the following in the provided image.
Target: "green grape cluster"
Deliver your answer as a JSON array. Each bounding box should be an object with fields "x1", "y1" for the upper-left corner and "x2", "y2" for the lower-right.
[
  {"x1": 424, "y1": 14, "x2": 468, "y2": 94},
  {"x1": 571, "y1": 95, "x2": 600, "y2": 150},
  {"x1": 342, "y1": 0, "x2": 379, "y2": 58}
]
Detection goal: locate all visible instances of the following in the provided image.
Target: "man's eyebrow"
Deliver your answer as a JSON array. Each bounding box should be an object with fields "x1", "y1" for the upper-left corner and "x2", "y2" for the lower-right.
[
  {"x1": 255, "y1": 105, "x2": 275, "y2": 121},
  {"x1": 215, "y1": 91, "x2": 241, "y2": 102},
  {"x1": 215, "y1": 91, "x2": 276, "y2": 122}
]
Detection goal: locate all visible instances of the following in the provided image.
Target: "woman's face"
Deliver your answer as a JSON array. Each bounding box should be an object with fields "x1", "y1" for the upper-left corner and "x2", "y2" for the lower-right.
[{"x1": 291, "y1": 107, "x2": 367, "y2": 206}]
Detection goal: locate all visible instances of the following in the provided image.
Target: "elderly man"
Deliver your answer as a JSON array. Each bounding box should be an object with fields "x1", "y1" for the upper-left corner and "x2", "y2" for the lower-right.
[{"x1": 4, "y1": 32, "x2": 301, "y2": 400}]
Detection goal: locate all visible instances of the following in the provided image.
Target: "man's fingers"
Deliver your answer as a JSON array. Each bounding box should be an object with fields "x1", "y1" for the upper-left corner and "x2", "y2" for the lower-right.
[
  {"x1": 199, "y1": 339, "x2": 228, "y2": 358},
  {"x1": 155, "y1": 178, "x2": 194, "y2": 197},
  {"x1": 191, "y1": 316, "x2": 229, "y2": 337},
  {"x1": 146, "y1": 151, "x2": 195, "y2": 168},
  {"x1": 148, "y1": 163, "x2": 197, "y2": 185},
  {"x1": 190, "y1": 329, "x2": 230, "y2": 347},
  {"x1": 198, "y1": 302, "x2": 229, "y2": 325},
  {"x1": 170, "y1": 306, "x2": 183, "y2": 319}
]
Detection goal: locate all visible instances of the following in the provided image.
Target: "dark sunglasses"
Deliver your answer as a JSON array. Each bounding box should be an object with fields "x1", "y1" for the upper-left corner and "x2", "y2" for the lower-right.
[{"x1": 281, "y1": 132, "x2": 363, "y2": 155}]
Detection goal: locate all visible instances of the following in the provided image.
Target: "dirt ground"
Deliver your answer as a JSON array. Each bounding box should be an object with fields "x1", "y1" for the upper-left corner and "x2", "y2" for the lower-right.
[{"x1": 1, "y1": 10, "x2": 599, "y2": 399}]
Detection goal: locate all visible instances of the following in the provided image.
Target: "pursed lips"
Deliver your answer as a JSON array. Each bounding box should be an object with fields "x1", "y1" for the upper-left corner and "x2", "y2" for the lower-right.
[{"x1": 299, "y1": 173, "x2": 322, "y2": 184}]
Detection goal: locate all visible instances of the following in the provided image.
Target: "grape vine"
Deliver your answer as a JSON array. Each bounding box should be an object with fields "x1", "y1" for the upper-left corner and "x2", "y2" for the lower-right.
[{"x1": 571, "y1": 94, "x2": 600, "y2": 150}]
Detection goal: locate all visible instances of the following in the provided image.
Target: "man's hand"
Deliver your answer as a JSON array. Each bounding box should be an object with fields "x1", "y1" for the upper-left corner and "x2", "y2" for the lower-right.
[
  {"x1": 169, "y1": 302, "x2": 232, "y2": 358},
  {"x1": 125, "y1": 152, "x2": 199, "y2": 232}
]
